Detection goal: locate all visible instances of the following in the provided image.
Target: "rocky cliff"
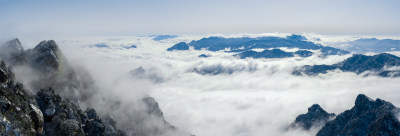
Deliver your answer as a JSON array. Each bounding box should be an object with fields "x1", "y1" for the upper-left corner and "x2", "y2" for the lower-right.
[
  {"x1": 0, "y1": 39, "x2": 186, "y2": 136},
  {"x1": 292, "y1": 94, "x2": 400, "y2": 136}
]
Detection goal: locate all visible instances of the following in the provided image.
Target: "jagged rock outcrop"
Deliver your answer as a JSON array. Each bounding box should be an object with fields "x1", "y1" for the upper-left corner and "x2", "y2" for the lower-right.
[
  {"x1": 0, "y1": 61, "x2": 42, "y2": 135},
  {"x1": 34, "y1": 88, "x2": 126, "y2": 136},
  {"x1": 294, "y1": 53, "x2": 400, "y2": 77},
  {"x1": 316, "y1": 94, "x2": 400, "y2": 136},
  {"x1": 0, "y1": 39, "x2": 97, "y2": 102},
  {"x1": 25, "y1": 40, "x2": 63, "y2": 74},
  {"x1": 291, "y1": 104, "x2": 335, "y2": 130},
  {"x1": 1, "y1": 39, "x2": 187, "y2": 136},
  {"x1": 1, "y1": 60, "x2": 126, "y2": 136}
]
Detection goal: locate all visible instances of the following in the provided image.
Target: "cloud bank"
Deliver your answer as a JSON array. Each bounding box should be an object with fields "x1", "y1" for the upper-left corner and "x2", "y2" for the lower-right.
[{"x1": 24, "y1": 34, "x2": 400, "y2": 136}]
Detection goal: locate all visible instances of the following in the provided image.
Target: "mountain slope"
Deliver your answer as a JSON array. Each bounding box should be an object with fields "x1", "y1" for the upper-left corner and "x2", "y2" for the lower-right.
[
  {"x1": 290, "y1": 104, "x2": 335, "y2": 130},
  {"x1": 317, "y1": 94, "x2": 400, "y2": 136},
  {"x1": 167, "y1": 34, "x2": 349, "y2": 57},
  {"x1": 294, "y1": 53, "x2": 400, "y2": 77},
  {"x1": 0, "y1": 39, "x2": 187, "y2": 136},
  {"x1": 0, "y1": 60, "x2": 126, "y2": 136}
]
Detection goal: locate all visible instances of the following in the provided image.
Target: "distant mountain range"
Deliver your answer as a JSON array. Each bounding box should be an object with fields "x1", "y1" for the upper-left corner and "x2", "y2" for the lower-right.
[
  {"x1": 344, "y1": 38, "x2": 400, "y2": 53},
  {"x1": 293, "y1": 53, "x2": 400, "y2": 77},
  {"x1": 167, "y1": 34, "x2": 349, "y2": 58},
  {"x1": 153, "y1": 35, "x2": 178, "y2": 41},
  {"x1": 235, "y1": 49, "x2": 313, "y2": 59},
  {"x1": 291, "y1": 94, "x2": 400, "y2": 135}
]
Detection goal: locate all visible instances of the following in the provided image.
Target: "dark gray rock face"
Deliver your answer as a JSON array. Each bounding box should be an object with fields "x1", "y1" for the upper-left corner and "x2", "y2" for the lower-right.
[
  {"x1": 0, "y1": 47, "x2": 126, "y2": 136},
  {"x1": 0, "y1": 39, "x2": 97, "y2": 102},
  {"x1": 1, "y1": 39, "x2": 186, "y2": 136},
  {"x1": 0, "y1": 61, "x2": 42, "y2": 136},
  {"x1": 0, "y1": 68, "x2": 8, "y2": 83},
  {"x1": 291, "y1": 104, "x2": 335, "y2": 130},
  {"x1": 36, "y1": 88, "x2": 126, "y2": 136},
  {"x1": 26, "y1": 40, "x2": 61, "y2": 74},
  {"x1": 316, "y1": 94, "x2": 400, "y2": 136},
  {"x1": 294, "y1": 53, "x2": 400, "y2": 77}
]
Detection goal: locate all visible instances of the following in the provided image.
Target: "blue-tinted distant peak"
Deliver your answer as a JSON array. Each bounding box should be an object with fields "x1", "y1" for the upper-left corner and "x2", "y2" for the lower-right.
[
  {"x1": 287, "y1": 34, "x2": 307, "y2": 41},
  {"x1": 167, "y1": 42, "x2": 189, "y2": 51},
  {"x1": 94, "y1": 44, "x2": 109, "y2": 48},
  {"x1": 153, "y1": 35, "x2": 178, "y2": 41},
  {"x1": 124, "y1": 45, "x2": 137, "y2": 49}
]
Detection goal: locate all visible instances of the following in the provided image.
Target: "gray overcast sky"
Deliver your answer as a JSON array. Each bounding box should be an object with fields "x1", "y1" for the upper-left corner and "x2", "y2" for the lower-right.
[{"x1": 0, "y1": 0, "x2": 399, "y2": 38}]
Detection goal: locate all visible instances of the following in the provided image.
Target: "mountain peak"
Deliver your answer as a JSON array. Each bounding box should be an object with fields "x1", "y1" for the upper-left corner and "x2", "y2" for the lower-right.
[
  {"x1": 0, "y1": 38, "x2": 23, "y2": 52},
  {"x1": 291, "y1": 104, "x2": 335, "y2": 130},
  {"x1": 308, "y1": 104, "x2": 323, "y2": 112},
  {"x1": 2, "y1": 38, "x2": 21, "y2": 46},
  {"x1": 35, "y1": 40, "x2": 59, "y2": 52},
  {"x1": 0, "y1": 38, "x2": 25, "y2": 65},
  {"x1": 355, "y1": 94, "x2": 373, "y2": 106},
  {"x1": 287, "y1": 34, "x2": 306, "y2": 41},
  {"x1": 317, "y1": 94, "x2": 400, "y2": 136}
]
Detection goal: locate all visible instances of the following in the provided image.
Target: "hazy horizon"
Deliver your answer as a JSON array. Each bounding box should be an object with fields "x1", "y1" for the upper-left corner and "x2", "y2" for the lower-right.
[{"x1": 1, "y1": 0, "x2": 399, "y2": 39}]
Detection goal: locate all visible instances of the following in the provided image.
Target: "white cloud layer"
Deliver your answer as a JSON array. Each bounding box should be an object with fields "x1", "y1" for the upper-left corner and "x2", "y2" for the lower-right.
[{"x1": 36, "y1": 34, "x2": 400, "y2": 136}]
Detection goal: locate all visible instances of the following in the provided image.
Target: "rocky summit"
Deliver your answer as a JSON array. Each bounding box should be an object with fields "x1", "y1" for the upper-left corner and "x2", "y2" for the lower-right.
[
  {"x1": 290, "y1": 104, "x2": 335, "y2": 130},
  {"x1": 0, "y1": 39, "x2": 97, "y2": 101},
  {"x1": 0, "y1": 60, "x2": 126, "y2": 136},
  {"x1": 0, "y1": 39, "x2": 26, "y2": 66},
  {"x1": 0, "y1": 39, "x2": 186, "y2": 136},
  {"x1": 316, "y1": 94, "x2": 400, "y2": 136}
]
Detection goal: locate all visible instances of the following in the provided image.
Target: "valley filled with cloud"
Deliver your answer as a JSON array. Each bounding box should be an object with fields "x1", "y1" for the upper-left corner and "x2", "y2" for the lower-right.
[{"x1": 40, "y1": 33, "x2": 400, "y2": 136}]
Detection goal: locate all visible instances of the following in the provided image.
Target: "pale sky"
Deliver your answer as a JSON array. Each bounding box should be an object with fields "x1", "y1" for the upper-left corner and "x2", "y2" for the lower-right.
[{"x1": 0, "y1": 0, "x2": 399, "y2": 38}]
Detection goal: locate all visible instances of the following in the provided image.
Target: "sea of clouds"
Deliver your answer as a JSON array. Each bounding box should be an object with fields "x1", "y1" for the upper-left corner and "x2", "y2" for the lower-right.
[{"x1": 11, "y1": 33, "x2": 400, "y2": 136}]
